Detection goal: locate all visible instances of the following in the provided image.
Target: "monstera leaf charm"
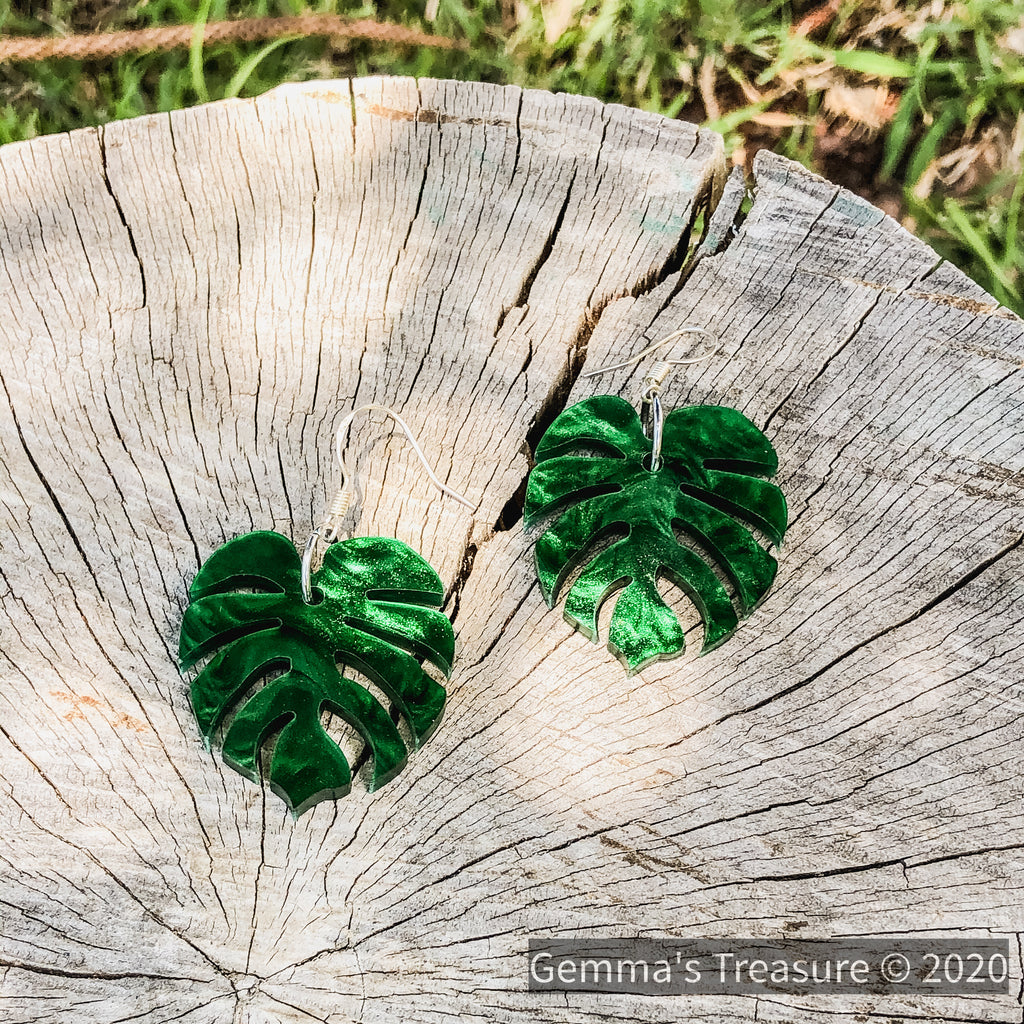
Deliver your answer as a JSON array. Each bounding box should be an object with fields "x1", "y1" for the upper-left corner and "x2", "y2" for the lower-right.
[
  {"x1": 524, "y1": 395, "x2": 787, "y2": 674},
  {"x1": 179, "y1": 531, "x2": 451, "y2": 815}
]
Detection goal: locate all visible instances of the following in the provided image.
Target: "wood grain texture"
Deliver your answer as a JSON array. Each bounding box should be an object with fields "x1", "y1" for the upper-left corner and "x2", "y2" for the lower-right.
[{"x1": 0, "y1": 77, "x2": 1021, "y2": 1024}]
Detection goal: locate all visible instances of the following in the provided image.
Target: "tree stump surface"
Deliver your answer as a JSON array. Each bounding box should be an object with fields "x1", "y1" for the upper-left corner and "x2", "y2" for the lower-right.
[{"x1": 1, "y1": 77, "x2": 1022, "y2": 1024}]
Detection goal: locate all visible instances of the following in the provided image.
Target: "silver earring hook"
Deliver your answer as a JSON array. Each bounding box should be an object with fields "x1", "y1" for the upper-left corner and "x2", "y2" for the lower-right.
[
  {"x1": 301, "y1": 404, "x2": 474, "y2": 604},
  {"x1": 581, "y1": 326, "x2": 721, "y2": 382},
  {"x1": 582, "y1": 326, "x2": 722, "y2": 472}
]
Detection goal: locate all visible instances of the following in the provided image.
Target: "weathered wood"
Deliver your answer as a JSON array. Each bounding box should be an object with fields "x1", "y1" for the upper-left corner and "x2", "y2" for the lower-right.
[{"x1": 0, "y1": 77, "x2": 1021, "y2": 1024}]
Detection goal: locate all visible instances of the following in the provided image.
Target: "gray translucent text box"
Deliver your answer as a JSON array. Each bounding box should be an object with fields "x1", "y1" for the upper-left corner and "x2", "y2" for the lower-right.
[{"x1": 528, "y1": 938, "x2": 1011, "y2": 995}]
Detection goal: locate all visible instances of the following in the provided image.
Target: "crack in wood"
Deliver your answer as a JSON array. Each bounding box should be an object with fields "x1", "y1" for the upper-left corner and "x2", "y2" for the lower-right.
[{"x1": 97, "y1": 125, "x2": 146, "y2": 308}]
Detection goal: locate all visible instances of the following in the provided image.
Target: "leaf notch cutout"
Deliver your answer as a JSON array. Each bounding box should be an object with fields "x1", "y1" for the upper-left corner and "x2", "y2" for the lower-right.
[
  {"x1": 524, "y1": 395, "x2": 788, "y2": 674},
  {"x1": 179, "y1": 531, "x2": 452, "y2": 816}
]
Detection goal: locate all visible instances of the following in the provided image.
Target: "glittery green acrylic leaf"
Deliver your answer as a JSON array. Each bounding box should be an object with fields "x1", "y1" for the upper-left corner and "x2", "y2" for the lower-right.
[
  {"x1": 178, "y1": 531, "x2": 451, "y2": 816},
  {"x1": 524, "y1": 395, "x2": 787, "y2": 674}
]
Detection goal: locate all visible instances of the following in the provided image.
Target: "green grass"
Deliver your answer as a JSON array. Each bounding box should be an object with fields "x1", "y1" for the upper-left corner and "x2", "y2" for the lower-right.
[{"x1": 0, "y1": 1, "x2": 1020, "y2": 313}]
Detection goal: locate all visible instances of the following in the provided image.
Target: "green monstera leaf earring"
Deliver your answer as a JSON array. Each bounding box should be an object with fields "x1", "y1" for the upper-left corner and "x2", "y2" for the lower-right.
[
  {"x1": 179, "y1": 406, "x2": 474, "y2": 816},
  {"x1": 524, "y1": 328, "x2": 787, "y2": 675}
]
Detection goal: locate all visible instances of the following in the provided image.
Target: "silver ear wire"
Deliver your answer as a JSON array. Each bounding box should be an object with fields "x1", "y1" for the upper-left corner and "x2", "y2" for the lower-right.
[
  {"x1": 581, "y1": 326, "x2": 721, "y2": 382},
  {"x1": 301, "y1": 404, "x2": 475, "y2": 604},
  {"x1": 582, "y1": 326, "x2": 722, "y2": 472}
]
